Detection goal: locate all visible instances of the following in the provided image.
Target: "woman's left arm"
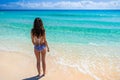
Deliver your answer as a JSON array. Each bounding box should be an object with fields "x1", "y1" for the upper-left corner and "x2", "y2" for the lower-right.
[{"x1": 31, "y1": 32, "x2": 35, "y2": 45}]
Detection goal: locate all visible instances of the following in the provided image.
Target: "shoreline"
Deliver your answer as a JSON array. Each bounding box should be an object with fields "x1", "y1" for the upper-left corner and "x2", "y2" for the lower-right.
[{"x1": 0, "y1": 50, "x2": 95, "y2": 80}]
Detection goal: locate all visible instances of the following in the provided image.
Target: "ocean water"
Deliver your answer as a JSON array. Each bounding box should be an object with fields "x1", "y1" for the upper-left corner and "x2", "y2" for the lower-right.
[
  {"x1": 0, "y1": 10, "x2": 120, "y2": 80},
  {"x1": 0, "y1": 10, "x2": 120, "y2": 46}
]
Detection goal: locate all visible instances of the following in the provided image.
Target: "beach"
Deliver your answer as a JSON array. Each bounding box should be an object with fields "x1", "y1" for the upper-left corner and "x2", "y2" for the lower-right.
[
  {"x1": 0, "y1": 10, "x2": 120, "y2": 80},
  {"x1": 0, "y1": 50, "x2": 94, "y2": 80},
  {"x1": 0, "y1": 44, "x2": 120, "y2": 80}
]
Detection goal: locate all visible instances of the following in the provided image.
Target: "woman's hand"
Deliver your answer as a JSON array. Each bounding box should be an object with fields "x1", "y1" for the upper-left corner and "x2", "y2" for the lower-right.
[{"x1": 47, "y1": 47, "x2": 49, "y2": 52}]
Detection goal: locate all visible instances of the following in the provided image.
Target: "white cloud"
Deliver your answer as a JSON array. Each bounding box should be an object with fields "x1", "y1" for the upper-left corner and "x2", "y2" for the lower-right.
[{"x1": 0, "y1": 0, "x2": 120, "y2": 9}]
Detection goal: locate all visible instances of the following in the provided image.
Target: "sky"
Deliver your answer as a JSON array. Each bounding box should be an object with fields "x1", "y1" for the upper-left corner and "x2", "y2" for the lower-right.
[{"x1": 0, "y1": 0, "x2": 120, "y2": 9}]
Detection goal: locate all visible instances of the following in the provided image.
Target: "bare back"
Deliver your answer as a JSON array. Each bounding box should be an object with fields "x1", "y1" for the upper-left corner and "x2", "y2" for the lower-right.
[{"x1": 32, "y1": 34, "x2": 45, "y2": 45}]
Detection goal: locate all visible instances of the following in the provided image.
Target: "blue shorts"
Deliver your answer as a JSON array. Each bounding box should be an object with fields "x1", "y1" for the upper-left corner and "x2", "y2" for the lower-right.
[{"x1": 34, "y1": 44, "x2": 46, "y2": 51}]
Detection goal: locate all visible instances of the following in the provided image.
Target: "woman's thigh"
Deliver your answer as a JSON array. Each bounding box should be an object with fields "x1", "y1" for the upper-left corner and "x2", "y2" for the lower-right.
[
  {"x1": 41, "y1": 48, "x2": 46, "y2": 61},
  {"x1": 34, "y1": 49, "x2": 40, "y2": 61}
]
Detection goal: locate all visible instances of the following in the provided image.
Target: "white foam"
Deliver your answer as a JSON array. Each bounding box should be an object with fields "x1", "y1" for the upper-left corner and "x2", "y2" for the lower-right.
[
  {"x1": 56, "y1": 56, "x2": 101, "y2": 80},
  {"x1": 89, "y1": 42, "x2": 98, "y2": 46},
  {"x1": 81, "y1": 61, "x2": 100, "y2": 80},
  {"x1": 57, "y1": 57, "x2": 86, "y2": 74}
]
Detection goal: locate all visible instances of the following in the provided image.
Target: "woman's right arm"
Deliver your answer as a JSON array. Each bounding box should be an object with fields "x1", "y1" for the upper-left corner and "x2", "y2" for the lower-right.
[{"x1": 44, "y1": 33, "x2": 49, "y2": 52}]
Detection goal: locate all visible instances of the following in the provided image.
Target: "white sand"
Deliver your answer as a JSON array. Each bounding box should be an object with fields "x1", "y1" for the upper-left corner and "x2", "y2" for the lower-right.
[
  {"x1": 0, "y1": 44, "x2": 120, "y2": 80},
  {"x1": 0, "y1": 50, "x2": 94, "y2": 80}
]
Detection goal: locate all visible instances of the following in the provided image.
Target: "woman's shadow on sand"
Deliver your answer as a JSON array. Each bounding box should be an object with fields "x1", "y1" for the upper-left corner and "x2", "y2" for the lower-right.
[{"x1": 23, "y1": 74, "x2": 44, "y2": 80}]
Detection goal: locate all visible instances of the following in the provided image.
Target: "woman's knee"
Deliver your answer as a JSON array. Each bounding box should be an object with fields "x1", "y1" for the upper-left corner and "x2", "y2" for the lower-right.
[
  {"x1": 37, "y1": 61, "x2": 40, "y2": 64},
  {"x1": 42, "y1": 59, "x2": 45, "y2": 64}
]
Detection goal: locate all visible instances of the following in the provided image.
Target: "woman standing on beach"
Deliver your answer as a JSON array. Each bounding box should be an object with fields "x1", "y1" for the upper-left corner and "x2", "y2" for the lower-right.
[{"x1": 31, "y1": 18, "x2": 49, "y2": 76}]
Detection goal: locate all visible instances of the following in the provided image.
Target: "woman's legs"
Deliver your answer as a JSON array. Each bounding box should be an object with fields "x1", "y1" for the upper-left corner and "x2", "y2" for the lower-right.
[
  {"x1": 34, "y1": 49, "x2": 41, "y2": 76},
  {"x1": 41, "y1": 48, "x2": 46, "y2": 75}
]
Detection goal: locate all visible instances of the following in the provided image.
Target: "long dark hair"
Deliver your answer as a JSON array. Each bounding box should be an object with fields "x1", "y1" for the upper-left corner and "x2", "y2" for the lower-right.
[{"x1": 31, "y1": 18, "x2": 45, "y2": 38}]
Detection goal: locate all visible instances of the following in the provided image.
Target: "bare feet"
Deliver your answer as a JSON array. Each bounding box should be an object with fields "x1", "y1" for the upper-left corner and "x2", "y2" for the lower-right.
[
  {"x1": 43, "y1": 72, "x2": 45, "y2": 76},
  {"x1": 37, "y1": 73, "x2": 40, "y2": 77}
]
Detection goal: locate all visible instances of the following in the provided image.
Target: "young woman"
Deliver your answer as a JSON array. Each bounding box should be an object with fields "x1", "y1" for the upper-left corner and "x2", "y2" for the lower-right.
[{"x1": 31, "y1": 18, "x2": 49, "y2": 76}]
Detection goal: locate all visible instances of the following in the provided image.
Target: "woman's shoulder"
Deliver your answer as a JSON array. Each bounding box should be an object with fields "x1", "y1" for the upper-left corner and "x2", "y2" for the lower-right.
[
  {"x1": 31, "y1": 29, "x2": 34, "y2": 36},
  {"x1": 42, "y1": 28, "x2": 45, "y2": 35},
  {"x1": 42, "y1": 28, "x2": 45, "y2": 32}
]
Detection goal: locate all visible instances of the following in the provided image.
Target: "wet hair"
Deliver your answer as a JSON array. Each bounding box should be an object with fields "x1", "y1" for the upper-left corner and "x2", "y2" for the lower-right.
[{"x1": 31, "y1": 17, "x2": 45, "y2": 38}]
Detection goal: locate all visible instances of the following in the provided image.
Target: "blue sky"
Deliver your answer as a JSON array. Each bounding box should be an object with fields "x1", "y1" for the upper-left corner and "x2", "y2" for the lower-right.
[{"x1": 0, "y1": 0, "x2": 120, "y2": 9}]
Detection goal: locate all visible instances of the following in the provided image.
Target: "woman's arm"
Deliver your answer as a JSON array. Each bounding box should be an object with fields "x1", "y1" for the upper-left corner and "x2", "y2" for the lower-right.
[
  {"x1": 44, "y1": 33, "x2": 49, "y2": 52},
  {"x1": 31, "y1": 32, "x2": 35, "y2": 45}
]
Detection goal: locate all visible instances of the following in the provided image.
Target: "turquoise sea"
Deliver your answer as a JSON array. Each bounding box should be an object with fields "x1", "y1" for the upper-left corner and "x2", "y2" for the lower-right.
[
  {"x1": 0, "y1": 10, "x2": 120, "y2": 46},
  {"x1": 0, "y1": 10, "x2": 120, "y2": 80}
]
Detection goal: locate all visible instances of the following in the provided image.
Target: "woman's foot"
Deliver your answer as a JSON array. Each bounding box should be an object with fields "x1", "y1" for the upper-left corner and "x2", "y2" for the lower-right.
[
  {"x1": 43, "y1": 72, "x2": 45, "y2": 76},
  {"x1": 37, "y1": 73, "x2": 41, "y2": 77}
]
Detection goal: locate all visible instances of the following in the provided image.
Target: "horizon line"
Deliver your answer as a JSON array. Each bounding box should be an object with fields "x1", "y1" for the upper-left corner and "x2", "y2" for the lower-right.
[{"x1": 0, "y1": 9, "x2": 120, "y2": 11}]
